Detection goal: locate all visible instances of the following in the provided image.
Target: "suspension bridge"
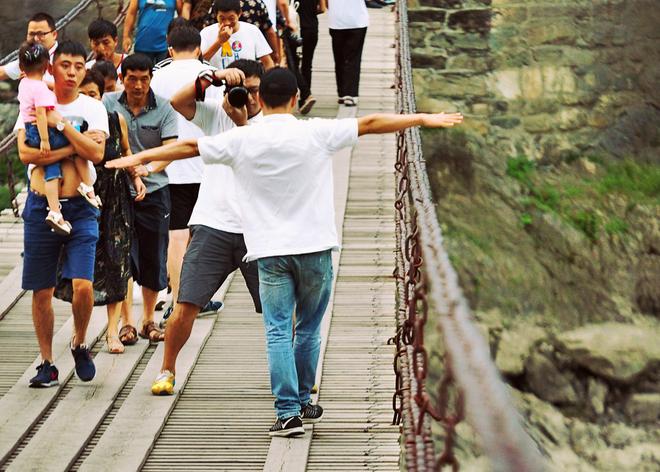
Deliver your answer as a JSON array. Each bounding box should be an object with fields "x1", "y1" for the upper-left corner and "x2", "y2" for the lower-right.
[{"x1": 0, "y1": 2, "x2": 544, "y2": 471}]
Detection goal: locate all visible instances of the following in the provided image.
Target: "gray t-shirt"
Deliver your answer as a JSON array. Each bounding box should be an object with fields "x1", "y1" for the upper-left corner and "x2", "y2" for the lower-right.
[{"x1": 103, "y1": 89, "x2": 178, "y2": 193}]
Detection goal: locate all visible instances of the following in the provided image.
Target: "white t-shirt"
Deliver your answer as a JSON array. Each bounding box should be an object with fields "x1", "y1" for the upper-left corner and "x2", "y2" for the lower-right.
[
  {"x1": 197, "y1": 113, "x2": 359, "y2": 261},
  {"x1": 14, "y1": 93, "x2": 109, "y2": 183},
  {"x1": 150, "y1": 58, "x2": 223, "y2": 184},
  {"x1": 4, "y1": 42, "x2": 58, "y2": 82},
  {"x1": 263, "y1": 0, "x2": 277, "y2": 27},
  {"x1": 328, "y1": 0, "x2": 369, "y2": 29},
  {"x1": 188, "y1": 99, "x2": 262, "y2": 233},
  {"x1": 200, "y1": 21, "x2": 272, "y2": 70}
]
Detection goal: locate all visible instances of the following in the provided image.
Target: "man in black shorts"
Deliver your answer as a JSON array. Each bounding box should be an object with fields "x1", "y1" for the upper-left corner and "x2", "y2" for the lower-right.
[
  {"x1": 103, "y1": 53, "x2": 179, "y2": 343},
  {"x1": 131, "y1": 59, "x2": 265, "y2": 395}
]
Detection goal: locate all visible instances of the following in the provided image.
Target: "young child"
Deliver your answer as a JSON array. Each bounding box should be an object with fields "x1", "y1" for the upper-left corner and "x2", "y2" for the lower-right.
[{"x1": 18, "y1": 41, "x2": 100, "y2": 235}]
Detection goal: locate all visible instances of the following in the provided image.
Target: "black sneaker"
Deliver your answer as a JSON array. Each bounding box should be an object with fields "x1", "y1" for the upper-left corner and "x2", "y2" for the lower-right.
[
  {"x1": 71, "y1": 344, "x2": 96, "y2": 382},
  {"x1": 200, "y1": 300, "x2": 224, "y2": 315},
  {"x1": 269, "y1": 415, "x2": 305, "y2": 437},
  {"x1": 301, "y1": 403, "x2": 324, "y2": 423},
  {"x1": 29, "y1": 360, "x2": 59, "y2": 388}
]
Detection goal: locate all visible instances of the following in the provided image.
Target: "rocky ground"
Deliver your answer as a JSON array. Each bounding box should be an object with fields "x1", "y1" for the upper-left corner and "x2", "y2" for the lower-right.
[{"x1": 422, "y1": 127, "x2": 659, "y2": 470}]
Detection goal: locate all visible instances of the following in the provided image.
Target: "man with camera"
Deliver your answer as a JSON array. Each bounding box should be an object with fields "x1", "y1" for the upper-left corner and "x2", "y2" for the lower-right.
[
  {"x1": 146, "y1": 59, "x2": 265, "y2": 395},
  {"x1": 150, "y1": 25, "x2": 226, "y2": 323}
]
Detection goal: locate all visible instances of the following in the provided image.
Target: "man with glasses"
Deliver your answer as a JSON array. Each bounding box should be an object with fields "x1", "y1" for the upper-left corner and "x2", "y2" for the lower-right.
[{"x1": 0, "y1": 12, "x2": 58, "y2": 83}]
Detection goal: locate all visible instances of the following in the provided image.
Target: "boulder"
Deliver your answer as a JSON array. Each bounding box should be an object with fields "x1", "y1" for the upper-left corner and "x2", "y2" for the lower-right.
[
  {"x1": 525, "y1": 351, "x2": 579, "y2": 405},
  {"x1": 624, "y1": 393, "x2": 660, "y2": 424},
  {"x1": 495, "y1": 325, "x2": 546, "y2": 376},
  {"x1": 554, "y1": 323, "x2": 660, "y2": 384}
]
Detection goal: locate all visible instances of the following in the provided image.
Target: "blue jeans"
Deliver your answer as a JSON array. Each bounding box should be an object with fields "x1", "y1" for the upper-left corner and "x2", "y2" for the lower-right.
[{"x1": 258, "y1": 249, "x2": 333, "y2": 419}]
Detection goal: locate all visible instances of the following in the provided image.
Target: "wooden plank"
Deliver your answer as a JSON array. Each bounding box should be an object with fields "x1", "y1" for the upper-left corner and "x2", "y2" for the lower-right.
[
  {"x1": 77, "y1": 318, "x2": 215, "y2": 472},
  {"x1": 6, "y1": 339, "x2": 150, "y2": 472},
  {"x1": 0, "y1": 308, "x2": 107, "y2": 464},
  {"x1": 0, "y1": 264, "x2": 24, "y2": 321}
]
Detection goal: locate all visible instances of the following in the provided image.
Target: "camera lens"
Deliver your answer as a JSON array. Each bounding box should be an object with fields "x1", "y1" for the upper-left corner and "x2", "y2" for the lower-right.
[{"x1": 227, "y1": 86, "x2": 249, "y2": 108}]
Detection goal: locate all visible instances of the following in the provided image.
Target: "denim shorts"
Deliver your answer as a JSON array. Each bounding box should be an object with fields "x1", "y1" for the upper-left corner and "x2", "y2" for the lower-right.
[
  {"x1": 24, "y1": 122, "x2": 70, "y2": 150},
  {"x1": 22, "y1": 192, "x2": 100, "y2": 290}
]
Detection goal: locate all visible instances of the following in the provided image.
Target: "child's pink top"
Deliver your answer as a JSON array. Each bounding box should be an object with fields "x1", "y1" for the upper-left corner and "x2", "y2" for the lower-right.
[{"x1": 17, "y1": 77, "x2": 57, "y2": 123}]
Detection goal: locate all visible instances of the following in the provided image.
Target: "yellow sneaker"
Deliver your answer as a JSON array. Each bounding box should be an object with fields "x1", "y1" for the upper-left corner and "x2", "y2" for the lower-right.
[{"x1": 151, "y1": 370, "x2": 175, "y2": 395}]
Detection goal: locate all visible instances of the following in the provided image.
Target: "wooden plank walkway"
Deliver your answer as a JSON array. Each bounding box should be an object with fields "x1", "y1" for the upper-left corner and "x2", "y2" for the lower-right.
[{"x1": 0, "y1": 7, "x2": 400, "y2": 472}]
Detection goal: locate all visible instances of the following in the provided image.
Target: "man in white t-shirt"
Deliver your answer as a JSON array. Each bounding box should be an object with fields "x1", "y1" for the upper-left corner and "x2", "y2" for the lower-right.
[
  {"x1": 150, "y1": 25, "x2": 225, "y2": 320},
  {"x1": 200, "y1": 0, "x2": 274, "y2": 70},
  {"x1": 0, "y1": 12, "x2": 58, "y2": 84},
  {"x1": 16, "y1": 40, "x2": 109, "y2": 388},
  {"x1": 106, "y1": 67, "x2": 463, "y2": 436},
  {"x1": 327, "y1": 0, "x2": 369, "y2": 106},
  {"x1": 144, "y1": 59, "x2": 265, "y2": 395}
]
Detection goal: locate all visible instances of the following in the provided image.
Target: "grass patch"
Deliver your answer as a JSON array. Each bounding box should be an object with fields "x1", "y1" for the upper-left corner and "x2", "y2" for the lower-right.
[{"x1": 505, "y1": 156, "x2": 658, "y2": 242}]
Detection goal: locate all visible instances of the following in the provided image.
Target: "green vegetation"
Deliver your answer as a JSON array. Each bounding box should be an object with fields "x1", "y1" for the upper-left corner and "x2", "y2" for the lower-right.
[
  {"x1": 505, "y1": 156, "x2": 658, "y2": 242},
  {"x1": 0, "y1": 149, "x2": 25, "y2": 212}
]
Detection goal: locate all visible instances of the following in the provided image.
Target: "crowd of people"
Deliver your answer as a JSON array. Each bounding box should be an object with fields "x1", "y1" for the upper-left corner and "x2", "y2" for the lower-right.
[{"x1": 3, "y1": 1, "x2": 462, "y2": 437}]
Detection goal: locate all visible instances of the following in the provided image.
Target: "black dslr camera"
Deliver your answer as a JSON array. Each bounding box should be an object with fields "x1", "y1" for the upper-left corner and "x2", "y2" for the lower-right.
[
  {"x1": 225, "y1": 83, "x2": 249, "y2": 108},
  {"x1": 196, "y1": 69, "x2": 249, "y2": 108}
]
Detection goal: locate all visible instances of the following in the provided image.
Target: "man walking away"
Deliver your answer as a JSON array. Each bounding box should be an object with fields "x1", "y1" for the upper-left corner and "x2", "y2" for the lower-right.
[
  {"x1": 327, "y1": 0, "x2": 369, "y2": 107},
  {"x1": 106, "y1": 67, "x2": 463, "y2": 435}
]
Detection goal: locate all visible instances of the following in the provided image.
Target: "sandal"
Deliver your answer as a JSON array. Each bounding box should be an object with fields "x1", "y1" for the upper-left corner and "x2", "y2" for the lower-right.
[
  {"x1": 77, "y1": 182, "x2": 101, "y2": 208},
  {"x1": 106, "y1": 334, "x2": 125, "y2": 354},
  {"x1": 119, "y1": 325, "x2": 138, "y2": 346},
  {"x1": 139, "y1": 321, "x2": 165, "y2": 344},
  {"x1": 45, "y1": 210, "x2": 72, "y2": 235}
]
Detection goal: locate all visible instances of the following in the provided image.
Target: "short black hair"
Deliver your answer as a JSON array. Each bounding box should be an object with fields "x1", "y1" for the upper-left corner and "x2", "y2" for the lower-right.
[
  {"x1": 91, "y1": 60, "x2": 118, "y2": 80},
  {"x1": 53, "y1": 40, "x2": 88, "y2": 62},
  {"x1": 121, "y1": 53, "x2": 153, "y2": 77},
  {"x1": 28, "y1": 12, "x2": 56, "y2": 30},
  {"x1": 167, "y1": 25, "x2": 201, "y2": 52},
  {"x1": 167, "y1": 17, "x2": 190, "y2": 35},
  {"x1": 226, "y1": 59, "x2": 264, "y2": 79},
  {"x1": 88, "y1": 18, "x2": 118, "y2": 40},
  {"x1": 212, "y1": 0, "x2": 241, "y2": 14},
  {"x1": 259, "y1": 67, "x2": 298, "y2": 108},
  {"x1": 18, "y1": 41, "x2": 49, "y2": 74},
  {"x1": 81, "y1": 69, "x2": 106, "y2": 96}
]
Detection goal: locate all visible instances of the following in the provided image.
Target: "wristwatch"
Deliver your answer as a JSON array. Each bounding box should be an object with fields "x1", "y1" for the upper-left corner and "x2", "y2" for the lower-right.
[
  {"x1": 56, "y1": 120, "x2": 67, "y2": 132},
  {"x1": 145, "y1": 163, "x2": 154, "y2": 174}
]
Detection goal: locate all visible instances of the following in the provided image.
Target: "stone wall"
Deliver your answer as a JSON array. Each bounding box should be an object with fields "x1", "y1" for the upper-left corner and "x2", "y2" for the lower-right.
[{"x1": 409, "y1": 0, "x2": 660, "y2": 163}]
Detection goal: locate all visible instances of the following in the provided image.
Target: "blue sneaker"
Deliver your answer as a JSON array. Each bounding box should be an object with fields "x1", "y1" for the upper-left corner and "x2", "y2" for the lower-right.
[
  {"x1": 71, "y1": 344, "x2": 96, "y2": 382},
  {"x1": 29, "y1": 360, "x2": 59, "y2": 388},
  {"x1": 200, "y1": 300, "x2": 224, "y2": 315},
  {"x1": 159, "y1": 304, "x2": 174, "y2": 329}
]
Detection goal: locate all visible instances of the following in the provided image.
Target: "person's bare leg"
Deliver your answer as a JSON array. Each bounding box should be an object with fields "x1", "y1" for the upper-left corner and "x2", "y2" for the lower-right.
[
  {"x1": 166, "y1": 229, "x2": 189, "y2": 306},
  {"x1": 121, "y1": 278, "x2": 136, "y2": 327},
  {"x1": 73, "y1": 156, "x2": 97, "y2": 201},
  {"x1": 141, "y1": 286, "x2": 159, "y2": 326},
  {"x1": 32, "y1": 288, "x2": 55, "y2": 362},
  {"x1": 44, "y1": 178, "x2": 61, "y2": 215},
  {"x1": 162, "y1": 302, "x2": 201, "y2": 374},
  {"x1": 71, "y1": 279, "x2": 94, "y2": 346}
]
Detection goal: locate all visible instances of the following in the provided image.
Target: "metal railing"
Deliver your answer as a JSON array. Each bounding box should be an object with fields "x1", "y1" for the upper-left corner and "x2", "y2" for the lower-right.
[
  {"x1": 391, "y1": 1, "x2": 546, "y2": 470},
  {"x1": 0, "y1": 0, "x2": 129, "y2": 216}
]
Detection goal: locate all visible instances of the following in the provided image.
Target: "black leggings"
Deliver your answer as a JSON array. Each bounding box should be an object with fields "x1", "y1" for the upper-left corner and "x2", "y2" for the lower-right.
[{"x1": 329, "y1": 27, "x2": 367, "y2": 98}]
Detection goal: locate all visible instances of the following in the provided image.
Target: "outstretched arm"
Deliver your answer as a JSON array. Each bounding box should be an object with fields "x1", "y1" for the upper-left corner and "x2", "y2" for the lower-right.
[
  {"x1": 105, "y1": 138, "x2": 199, "y2": 170},
  {"x1": 357, "y1": 112, "x2": 463, "y2": 136}
]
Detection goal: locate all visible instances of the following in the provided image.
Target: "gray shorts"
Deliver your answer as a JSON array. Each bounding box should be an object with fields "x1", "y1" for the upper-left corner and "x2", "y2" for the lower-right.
[{"x1": 178, "y1": 225, "x2": 262, "y2": 313}]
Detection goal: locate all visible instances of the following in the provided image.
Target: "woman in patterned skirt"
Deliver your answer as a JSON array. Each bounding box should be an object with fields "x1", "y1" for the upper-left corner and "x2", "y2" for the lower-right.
[{"x1": 55, "y1": 70, "x2": 146, "y2": 353}]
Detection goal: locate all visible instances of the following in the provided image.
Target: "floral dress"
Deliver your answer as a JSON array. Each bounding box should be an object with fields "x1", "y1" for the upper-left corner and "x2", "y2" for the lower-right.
[{"x1": 55, "y1": 112, "x2": 134, "y2": 305}]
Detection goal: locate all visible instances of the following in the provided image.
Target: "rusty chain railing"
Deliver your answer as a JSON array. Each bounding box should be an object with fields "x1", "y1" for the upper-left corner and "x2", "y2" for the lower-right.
[
  {"x1": 0, "y1": 1, "x2": 129, "y2": 216},
  {"x1": 391, "y1": 2, "x2": 546, "y2": 471}
]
